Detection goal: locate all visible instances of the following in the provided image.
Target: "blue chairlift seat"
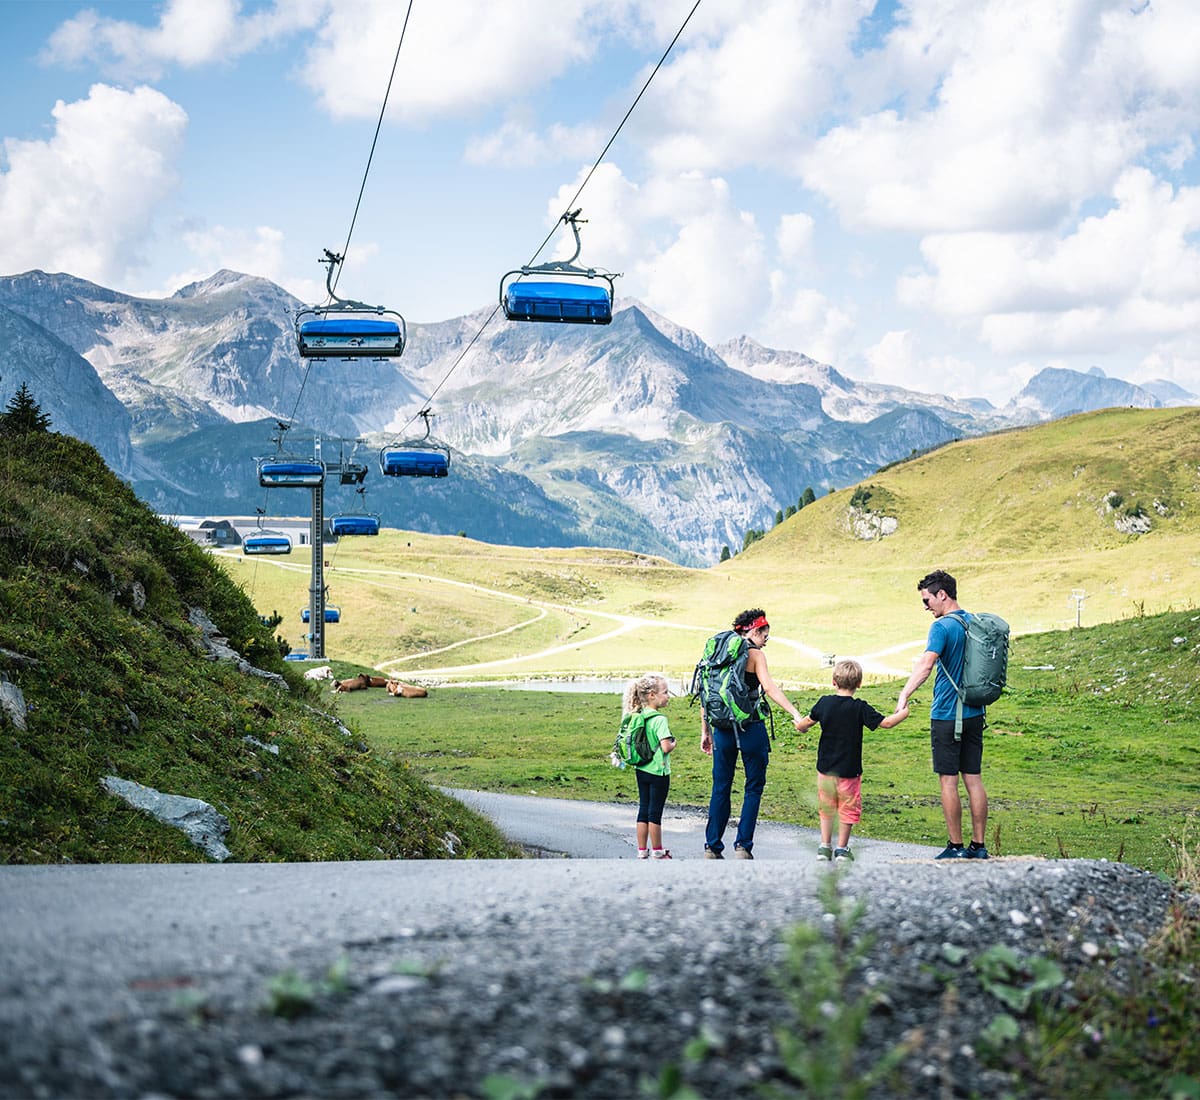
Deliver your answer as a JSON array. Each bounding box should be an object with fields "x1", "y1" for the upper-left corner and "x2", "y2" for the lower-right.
[
  {"x1": 300, "y1": 606, "x2": 341, "y2": 623},
  {"x1": 296, "y1": 314, "x2": 405, "y2": 359},
  {"x1": 330, "y1": 515, "x2": 380, "y2": 537},
  {"x1": 380, "y1": 448, "x2": 449, "y2": 478},
  {"x1": 258, "y1": 459, "x2": 325, "y2": 488},
  {"x1": 503, "y1": 280, "x2": 613, "y2": 324},
  {"x1": 243, "y1": 531, "x2": 292, "y2": 555}
]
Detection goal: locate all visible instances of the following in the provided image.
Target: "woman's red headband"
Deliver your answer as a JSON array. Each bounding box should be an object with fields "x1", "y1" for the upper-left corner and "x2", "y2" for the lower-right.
[{"x1": 738, "y1": 615, "x2": 769, "y2": 633}]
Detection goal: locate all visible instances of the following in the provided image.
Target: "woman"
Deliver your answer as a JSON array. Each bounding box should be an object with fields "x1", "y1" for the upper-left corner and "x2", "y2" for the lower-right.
[{"x1": 701, "y1": 609, "x2": 804, "y2": 859}]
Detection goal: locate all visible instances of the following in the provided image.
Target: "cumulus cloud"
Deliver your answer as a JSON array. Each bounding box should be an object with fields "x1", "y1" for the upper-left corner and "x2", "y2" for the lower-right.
[
  {"x1": 154, "y1": 225, "x2": 313, "y2": 303},
  {"x1": 0, "y1": 85, "x2": 187, "y2": 286},
  {"x1": 303, "y1": 0, "x2": 617, "y2": 121},
  {"x1": 899, "y1": 169, "x2": 1200, "y2": 354},
  {"x1": 43, "y1": 0, "x2": 324, "y2": 78}
]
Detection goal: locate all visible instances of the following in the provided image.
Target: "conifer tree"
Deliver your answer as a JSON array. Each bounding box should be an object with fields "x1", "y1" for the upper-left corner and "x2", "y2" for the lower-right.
[{"x1": 0, "y1": 382, "x2": 52, "y2": 436}]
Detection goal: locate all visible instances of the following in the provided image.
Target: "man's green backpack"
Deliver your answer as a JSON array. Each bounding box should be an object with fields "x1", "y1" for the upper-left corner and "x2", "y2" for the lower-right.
[
  {"x1": 611, "y1": 710, "x2": 655, "y2": 769},
  {"x1": 939, "y1": 611, "x2": 1010, "y2": 737}
]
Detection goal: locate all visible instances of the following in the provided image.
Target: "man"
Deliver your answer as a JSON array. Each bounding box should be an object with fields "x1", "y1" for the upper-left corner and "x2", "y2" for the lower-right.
[{"x1": 898, "y1": 570, "x2": 990, "y2": 860}]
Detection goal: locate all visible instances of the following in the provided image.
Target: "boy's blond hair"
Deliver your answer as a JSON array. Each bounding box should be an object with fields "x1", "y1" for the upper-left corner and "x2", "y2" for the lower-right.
[{"x1": 832, "y1": 659, "x2": 863, "y2": 691}]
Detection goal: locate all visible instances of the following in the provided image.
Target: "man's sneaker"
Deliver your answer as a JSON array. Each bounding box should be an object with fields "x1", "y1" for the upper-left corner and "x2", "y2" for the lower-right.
[
  {"x1": 833, "y1": 847, "x2": 853, "y2": 862},
  {"x1": 935, "y1": 843, "x2": 967, "y2": 859},
  {"x1": 733, "y1": 847, "x2": 754, "y2": 860},
  {"x1": 637, "y1": 848, "x2": 650, "y2": 859},
  {"x1": 652, "y1": 849, "x2": 673, "y2": 859},
  {"x1": 703, "y1": 848, "x2": 724, "y2": 860},
  {"x1": 965, "y1": 842, "x2": 990, "y2": 860},
  {"x1": 816, "y1": 844, "x2": 833, "y2": 862}
]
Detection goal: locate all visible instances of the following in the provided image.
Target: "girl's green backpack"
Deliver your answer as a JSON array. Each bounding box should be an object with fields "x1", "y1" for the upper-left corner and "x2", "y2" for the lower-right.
[{"x1": 610, "y1": 710, "x2": 654, "y2": 769}]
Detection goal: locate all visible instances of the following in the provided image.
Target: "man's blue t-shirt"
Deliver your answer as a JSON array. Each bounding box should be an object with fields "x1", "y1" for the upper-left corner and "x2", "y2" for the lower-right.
[{"x1": 928, "y1": 612, "x2": 986, "y2": 721}]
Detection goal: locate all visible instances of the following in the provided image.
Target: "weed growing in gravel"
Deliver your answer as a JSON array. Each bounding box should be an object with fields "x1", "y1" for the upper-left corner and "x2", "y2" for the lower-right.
[
  {"x1": 982, "y1": 822, "x2": 1200, "y2": 1097},
  {"x1": 264, "y1": 956, "x2": 351, "y2": 1019},
  {"x1": 769, "y1": 872, "x2": 911, "y2": 1099}
]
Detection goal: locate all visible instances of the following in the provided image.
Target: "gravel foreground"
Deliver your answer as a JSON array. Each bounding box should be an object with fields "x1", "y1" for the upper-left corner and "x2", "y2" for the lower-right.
[{"x1": 0, "y1": 856, "x2": 1177, "y2": 1099}]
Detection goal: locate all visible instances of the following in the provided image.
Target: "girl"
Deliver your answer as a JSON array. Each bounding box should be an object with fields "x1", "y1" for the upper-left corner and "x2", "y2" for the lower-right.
[{"x1": 622, "y1": 674, "x2": 677, "y2": 859}]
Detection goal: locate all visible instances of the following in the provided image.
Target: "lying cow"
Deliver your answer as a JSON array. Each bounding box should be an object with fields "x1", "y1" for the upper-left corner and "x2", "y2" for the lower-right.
[
  {"x1": 332, "y1": 674, "x2": 390, "y2": 692},
  {"x1": 303, "y1": 665, "x2": 335, "y2": 681},
  {"x1": 386, "y1": 679, "x2": 428, "y2": 698}
]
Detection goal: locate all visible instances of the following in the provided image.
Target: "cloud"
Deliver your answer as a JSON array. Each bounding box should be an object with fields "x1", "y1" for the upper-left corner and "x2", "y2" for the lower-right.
[
  {"x1": 627, "y1": 0, "x2": 872, "y2": 173},
  {"x1": 43, "y1": 0, "x2": 324, "y2": 78},
  {"x1": 899, "y1": 168, "x2": 1200, "y2": 354},
  {"x1": 464, "y1": 120, "x2": 607, "y2": 168},
  {"x1": 800, "y1": 0, "x2": 1197, "y2": 235},
  {"x1": 0, "y1": 85, "x2": 187, "y2": 286},
  {"x1": 303, "y1": 0, "x2": 617, "y2": 121},
  {"x1": 860, "y1": 329, "x2": 1017, "y2": 402}
]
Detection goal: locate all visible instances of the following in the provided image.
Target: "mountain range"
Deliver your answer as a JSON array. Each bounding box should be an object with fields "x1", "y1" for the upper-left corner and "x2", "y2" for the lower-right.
[{"x1": 0, "y1": 269, "x2": 1194, "y2": 565}]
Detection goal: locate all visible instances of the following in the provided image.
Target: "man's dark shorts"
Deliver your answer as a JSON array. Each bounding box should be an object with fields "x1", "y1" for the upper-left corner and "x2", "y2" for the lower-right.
[{"x1": 931, "y1": 716, "x2": 985, "y2": 775}]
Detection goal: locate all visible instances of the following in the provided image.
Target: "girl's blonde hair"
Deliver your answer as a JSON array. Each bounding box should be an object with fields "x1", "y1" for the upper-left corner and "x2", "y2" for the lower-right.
[{"x1": 623, "y1": 673, "x2": 667, "y2": 714}]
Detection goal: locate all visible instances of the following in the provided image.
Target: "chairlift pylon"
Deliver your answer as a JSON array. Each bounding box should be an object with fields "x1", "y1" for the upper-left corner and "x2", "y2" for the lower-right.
[
  {"x1": 500, "y1": 210, "x2": 619, "y2": 325},
  {"x1": 380, "y1": 407, "x2": 450, "y2": 478},
  {"x1": 295, "y1": 250, "x2": 406, "y2": 360}
]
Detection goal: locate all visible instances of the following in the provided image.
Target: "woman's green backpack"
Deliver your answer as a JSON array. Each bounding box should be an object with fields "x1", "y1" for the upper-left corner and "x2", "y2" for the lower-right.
[{"x1": 610, "y1": 710, "x2": 654, "y2": 769}]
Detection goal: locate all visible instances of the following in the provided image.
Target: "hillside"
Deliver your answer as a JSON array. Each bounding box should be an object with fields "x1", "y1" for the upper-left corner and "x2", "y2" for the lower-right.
[
  {"x1": 213, "y1": 407, "x2": 1200, "y2": 683},
  {"x1": 0, "y1": 430, "x2": 515, "y2": 863}
]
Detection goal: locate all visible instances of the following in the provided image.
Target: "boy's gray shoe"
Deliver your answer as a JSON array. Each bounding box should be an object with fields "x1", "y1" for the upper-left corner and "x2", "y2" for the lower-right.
[
  {"x1": 833, "y1": 847, "x2": 853, "y2": 862},
  {"x1": 965, "y1": 843, "x2": 989, "y2": 859},
  {"x1": 816, "y1": 844, "x2": 833, "y2": 862}
]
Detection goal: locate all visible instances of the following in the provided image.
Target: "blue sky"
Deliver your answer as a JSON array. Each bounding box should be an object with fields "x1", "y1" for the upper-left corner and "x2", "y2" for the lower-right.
[{"x1": 2, "y1": 0, "x2": 1199, "y2": 405}]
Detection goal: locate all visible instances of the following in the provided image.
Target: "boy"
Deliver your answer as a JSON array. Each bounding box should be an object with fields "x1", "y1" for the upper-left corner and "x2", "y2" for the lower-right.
[{"x1": 796, "y1": 659, "x2": 909, "y2": 862}]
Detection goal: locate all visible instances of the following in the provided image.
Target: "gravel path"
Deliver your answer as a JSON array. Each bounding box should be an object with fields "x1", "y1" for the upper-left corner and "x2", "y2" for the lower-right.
[{"x1": 0, "y1": 799, "x2": 1177, "y2": 1099}]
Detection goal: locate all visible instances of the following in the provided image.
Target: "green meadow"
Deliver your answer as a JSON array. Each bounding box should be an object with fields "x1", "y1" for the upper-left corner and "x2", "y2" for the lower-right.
[{"x1": 327, "y1": 603, "x2": 1200, "y2": 875}]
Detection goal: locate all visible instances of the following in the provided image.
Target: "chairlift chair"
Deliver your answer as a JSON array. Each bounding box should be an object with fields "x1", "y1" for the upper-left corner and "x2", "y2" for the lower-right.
[
  {"x1": 243, "y1": 530, "x2": 292, "y2": 555},
  {"x1": 295, "y1": 249, "x2": 406, "y2": 360},
  {"x1": 300, "y1": 606, "x2": 341, "y2": 623},
  {"x1": 330, "y1": 514, "x2": 381, "y2": 536},
  {"x1": 380, "y1": 407, "x2": 450, "y2": 478},
  {"x1": 500, "y1": 210, "x2": 618, "y2": 325},
  {"x1": 258, "y1": 458, "x2": 326, "y2": 488}
]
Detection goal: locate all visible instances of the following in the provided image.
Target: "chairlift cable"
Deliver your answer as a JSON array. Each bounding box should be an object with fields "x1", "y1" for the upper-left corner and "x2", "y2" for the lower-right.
[
  {"x1": 388, "y1": 0, "x2": 702, "y2": 438},
  {"x1": 330, "y1": 1, "x2": 415, "y2": 299}
]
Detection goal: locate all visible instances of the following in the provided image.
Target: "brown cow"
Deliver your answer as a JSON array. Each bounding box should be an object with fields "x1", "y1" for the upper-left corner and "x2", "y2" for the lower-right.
[
  {"x1": 386, "y1": 679, "x2": 428, "y2": 698},
  {"x1": 332, "y1": 674, "x2": 390, "y2": 692}
]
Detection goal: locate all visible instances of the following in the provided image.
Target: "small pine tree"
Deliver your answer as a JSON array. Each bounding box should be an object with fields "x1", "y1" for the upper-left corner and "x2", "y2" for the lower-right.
[
  {"x1": 719, "y1": 545, "x2": 731, "y2": 562},
  {"x1": 800, "y1": 487, "x2": 816, "y2": 508},
  {"x1": 0, "y1": 382, "x2": 52, "y2": 436},
  {"x1": 785, "y1": 504, "x2": 797, "y2": 519},
  {"x1": 774, "y1": 509, "x2": 784, "y2": 526}
]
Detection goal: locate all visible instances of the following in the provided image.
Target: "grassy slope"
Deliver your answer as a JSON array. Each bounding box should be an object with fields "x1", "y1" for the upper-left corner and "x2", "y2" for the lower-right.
[
  {"x1": 0, "y1": 432, "x2": 516, "y2": 863},
  {"x1": 217, "y1": 406, "x2": 1200, "y2": 685}
]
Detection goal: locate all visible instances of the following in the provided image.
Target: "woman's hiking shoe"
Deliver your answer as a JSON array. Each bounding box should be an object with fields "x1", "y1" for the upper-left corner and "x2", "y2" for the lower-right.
[
  {"x1": 965, "y1": 842, "x2": 990, "y2": 859},
  {"x1": 935, "y1": 843, "x2": 967, "y2": 859},
  {"x1": 703, "y1": 848, "x2": 724, "y2": 860},
  {"x1": 733, "y1": 847, "x2": 754, "y2": 860},
  {"x1": 816, "y1": 844, "x2": 833, "y2": 862},
  {"x1": 833, "y1": 847, "x2": 853, "y2": 862}
]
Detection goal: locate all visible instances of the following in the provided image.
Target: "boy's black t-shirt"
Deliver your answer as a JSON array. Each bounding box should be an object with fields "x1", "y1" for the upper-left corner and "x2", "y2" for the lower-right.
[{"x1": 809, "y1": 694, "x2": 885, "y2": 777}]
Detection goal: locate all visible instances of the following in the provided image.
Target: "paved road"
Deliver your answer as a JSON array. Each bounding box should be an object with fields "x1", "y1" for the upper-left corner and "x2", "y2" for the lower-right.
[{"x1": 445, "y1": 787, "x2": 942, "y2": 862}]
